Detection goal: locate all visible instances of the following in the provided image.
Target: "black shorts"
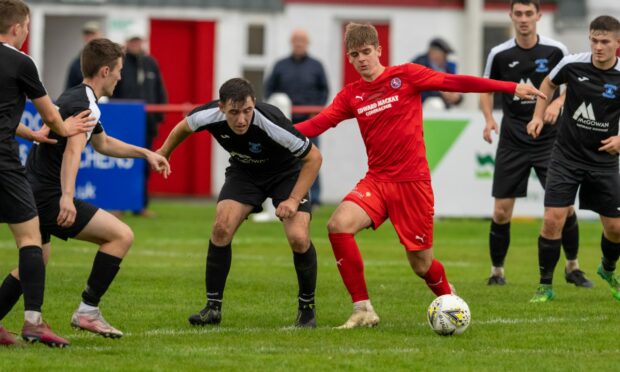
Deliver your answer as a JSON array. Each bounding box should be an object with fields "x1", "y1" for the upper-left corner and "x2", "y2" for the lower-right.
[
  {"x1": 36, "y1": 193, "x2": 99, "y2": 244},
  {"x1": 0, "y1": 168, "x2": 38, "y2": 224},
  {"x1": 492, "y1": 146, "x2": 550, "y2": 198},
  {"x1": 544, "y1": 159, "x2": 620, "y2": 217},
  {"x1": 218, "y1": 167, "x2": 312, "y2": 214}
]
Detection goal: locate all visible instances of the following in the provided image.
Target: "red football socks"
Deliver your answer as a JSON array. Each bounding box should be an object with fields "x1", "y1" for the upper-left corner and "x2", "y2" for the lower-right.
[
  {"x1": 329, "y1": 233, "x2": 369, "y2": 302},
  {"x1": 424, "y1": 259, "x2": 451, "y2": 296}
]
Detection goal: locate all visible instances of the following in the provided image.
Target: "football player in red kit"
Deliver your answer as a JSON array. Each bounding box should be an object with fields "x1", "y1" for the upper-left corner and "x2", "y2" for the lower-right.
[{"x1": 295, "y1": 22, "x2": 545, "y2": 328}]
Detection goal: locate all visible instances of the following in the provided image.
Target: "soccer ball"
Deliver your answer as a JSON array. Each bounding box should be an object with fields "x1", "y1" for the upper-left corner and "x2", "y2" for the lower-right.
[{"x1": 427, "y1": 294, "x2": 471, "y2": 336}]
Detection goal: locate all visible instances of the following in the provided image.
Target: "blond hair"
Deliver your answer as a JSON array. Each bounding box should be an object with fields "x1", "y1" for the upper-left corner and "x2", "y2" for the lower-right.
[{"x1": 344, "y1": 22, "x2": 379, "y2": 51}]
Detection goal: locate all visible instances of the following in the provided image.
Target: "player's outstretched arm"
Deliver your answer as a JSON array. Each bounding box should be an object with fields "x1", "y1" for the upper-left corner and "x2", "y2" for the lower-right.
[
  {"x1": 156, "y1": 118, "x2": 193, "y2": 160},
  {"x1": 526, "y1": 77, "x2": 558, "y2": 139},
  {"x1": 275, "y1": 144, "x2": 322, "y2": 220},
  {"x1": 31, "y1": 96, "x2": 96, "y2": 137},
  {"x1": 15, "y1": 123, "x2": 58, "y2": 144},
  {"x1": 480, "y1": 93, "x2": 498, "y2": 144},
  {"x1": 58, "y1": 133, "x2": 88, "y2": 228},
  {"x1": 90, "y1": 132, "x2": 171, "y2": 178}
]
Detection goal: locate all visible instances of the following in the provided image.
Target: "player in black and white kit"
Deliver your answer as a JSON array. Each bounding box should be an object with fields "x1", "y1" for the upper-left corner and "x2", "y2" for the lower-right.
[
  {"x1": 157, "y1": 78, "x2": 322, "y2": 328},
  {"x1": 480, "y1": 0, "x2": 592, "y2": 287},
  {"x1": 0, "y1": 38, "x2": 170, "y2": 341},
  {"x1": 527, "y1": 16, "x2": 620, "y2": 302},
  {"x1": 0, "y1": 0, "x2": 95, "y2": 347}
]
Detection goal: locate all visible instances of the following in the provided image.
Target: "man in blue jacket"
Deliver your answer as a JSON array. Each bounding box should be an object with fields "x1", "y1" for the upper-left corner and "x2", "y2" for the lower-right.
[
  {"x1": 265, "y1": 29, "x2": 328, "y2": 208},
  {"x1": 412, "y1": 37, "x2": 463, "y2": 109}
]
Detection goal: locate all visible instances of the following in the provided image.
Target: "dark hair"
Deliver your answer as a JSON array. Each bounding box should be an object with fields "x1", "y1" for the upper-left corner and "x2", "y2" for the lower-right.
[
  {"x1": 590, "y1": 15, "x2": 620, "y2": 34},
  {"x1": 81, "y1": 38, "x2": 123, "y2": 78},
  {"x1": 0, "y1": 0, "x2": 29, "y2": 34},
  {"x1": 510, "y1": 0, "x2": 540, "y2": 12},
  {"x1": 219, "y1": 78, "x2": 255, "y2": 105},
  {"x1": 344, "y1": 22, "x2": 379, "y2": 51}
]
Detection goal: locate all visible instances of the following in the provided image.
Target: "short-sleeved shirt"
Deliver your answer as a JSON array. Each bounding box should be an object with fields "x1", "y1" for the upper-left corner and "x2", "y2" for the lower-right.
[
  {"x1": 26, "y1": 84, "x2": 104, "y2": 194},
  {"x1": 483, "y1": 36, "x2": 568, "y2": 150},
  {"x1": 186, "y1": 101, "x2": 311, "y2": 176},
  {"x1": 549, "y1": 53, "x2": 620, "y2": 172},
  {"x1": 0, "y1": 43, "x2": 47, "y2": 170}
]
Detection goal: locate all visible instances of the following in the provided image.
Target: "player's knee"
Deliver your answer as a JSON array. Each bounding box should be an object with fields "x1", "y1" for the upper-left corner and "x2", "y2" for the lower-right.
[
  {"x1": 327, "y1": 216, "x2": 350, "y2": 234},
  {"x1": 541, "y1": 215, "x2": 563, "y2": 239},
  {"x1": 287, "y1": 232, "x2": 310, "y2": 253},
  {"x1": 211, "y1": 220, "x2": 234, "y2": 243},
  {"x1": 604, "y1": 224, "x2": 620, "y2": 242},
  {"x1": 115, "y1": 224, "x2": 134, "y2": 252},
  {"x1": 493, "y1": 208, "x2": 511, "y2": 224}
]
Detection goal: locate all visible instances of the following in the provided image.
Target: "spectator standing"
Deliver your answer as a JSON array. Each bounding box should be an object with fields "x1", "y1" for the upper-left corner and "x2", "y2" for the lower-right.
[
  {"x1": 65, "y1": 21, "x2": 102, "y2": 89},
  {"x1": 265, "y1": 29, "x2": 328, "y2": 208},
  {"x1": 412, "y1": 37, "x2": 463, "y2": 109}
]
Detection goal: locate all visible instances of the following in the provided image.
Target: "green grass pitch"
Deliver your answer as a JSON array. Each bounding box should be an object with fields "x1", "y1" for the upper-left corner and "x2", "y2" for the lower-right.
[{"x1": 0, "y1": 200, "x2": 618, "y2": 370}]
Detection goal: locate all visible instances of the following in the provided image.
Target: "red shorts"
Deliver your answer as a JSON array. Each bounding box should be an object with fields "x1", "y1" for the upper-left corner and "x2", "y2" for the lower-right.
[{"x1": 343, "y1": 178, "x2": 434, "y2": 251}]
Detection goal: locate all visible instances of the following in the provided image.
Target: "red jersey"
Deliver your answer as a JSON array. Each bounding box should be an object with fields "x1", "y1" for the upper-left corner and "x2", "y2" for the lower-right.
[{"x1": 296, "y1": 63, "x2": 516, "y2": 182}]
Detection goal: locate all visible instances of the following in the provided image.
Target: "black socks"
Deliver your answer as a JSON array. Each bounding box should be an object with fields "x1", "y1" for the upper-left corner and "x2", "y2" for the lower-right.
[
  {"x1": 82, "y1": 251, "x2": 122, "y2": 307},
  {"x1": 206, "y1": 241, "x2": 232, "y2": 310},
  {"x1": 562, "y1": 213, "x2": 579, "y2": 260},
  {"x1": 0, "y1": 274, "x2": 22, "y2": 321},
  {"x1": 538, "y1": 236, "x2": 561, "y2": 285},
  {"x1": 489, "y1": 221, "x2": 510, "y2": 267},
  {"x1": 293, "y1": 243, "x2": 317, "y2": 308},
  {"x1": 601, "y1": 234, "x2": 620, "y2": 272},
  {"x1": 19, "y1": 246, "x2": 45, "y2": 312}
]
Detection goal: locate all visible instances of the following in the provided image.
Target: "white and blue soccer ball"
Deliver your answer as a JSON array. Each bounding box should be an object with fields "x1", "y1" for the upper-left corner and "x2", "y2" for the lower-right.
[{"x1": 427, "y1": 294, "x2": 471, "y2": 336}]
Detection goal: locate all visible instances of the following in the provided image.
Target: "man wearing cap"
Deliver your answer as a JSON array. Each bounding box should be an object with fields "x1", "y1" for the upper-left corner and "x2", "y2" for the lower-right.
[
  {"x1": 112, "y1": 30, "x2": 167, "y2": 217},
  {"x1": 411, "y1": 37, "x2": 462, "y2": 108},
  {"x1": 65, "y1": 21, "x2": 101, "y2": 89}
]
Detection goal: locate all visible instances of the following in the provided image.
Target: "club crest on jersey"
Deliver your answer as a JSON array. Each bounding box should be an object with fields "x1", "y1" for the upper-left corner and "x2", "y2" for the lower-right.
[
  {"x1": 390, "y1": 77, "x2": 402, "y2": 89},
  {"x1": 534, "y1": 58, "x2": 549, "y2": 73},
  {"x1": 603, "y1": 84, "x2": 617, "y2": 99},
  {"x1": 248, "y1": 142, "x2": 262, "y2": 153}
]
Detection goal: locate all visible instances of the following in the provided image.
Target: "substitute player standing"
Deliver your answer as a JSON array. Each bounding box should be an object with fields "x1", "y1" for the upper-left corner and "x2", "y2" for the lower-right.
[
  {"x1": 527, "y1": 16, "x2": 620, "y2": 302},
  {"x1": 157, "y1": 78, "x2": 322, "y2": 327},
  {"x1": 0, "y1": 38, "x2": 170, "y2": 340},
  {"x1": 481, "y1": 0, "x2": 592, "y2": 287},
  {"x1": 295, "y1": 22, "x2": 546, "y2": 328},
  {"x1": 0, "y1": 0, "x2": 95, "y2": 347}
]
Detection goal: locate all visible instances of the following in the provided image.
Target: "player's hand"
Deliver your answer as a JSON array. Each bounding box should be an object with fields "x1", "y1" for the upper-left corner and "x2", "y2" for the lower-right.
[
  {"x1": 527, "y1": 117, "x2": 545, "y2": 139},
  {"x1": 276, "y1": 197, "x2": 299, "y2": 220},
  {"x1": 514, "y1": 84, "x2": 547, "y2": 101},
  {"x1": 440, "y1": 91, "x2": 462, "y2": 105},
  {"x1": 64, "y1": 110, "x2": 97, "y2": 137},
  {"x1": 31, "y1": 125, "x2": 57, "y2": 144},
  {"x1": 155, "y1": 147, "x2": 170, "y2": 160},
  {"x1": 543, "y1": 101, "x2": 562, "y2": 125},
  {"x1": 146, "y1": 151, "x2": 171, "y2": 179},
  {"x1": 598, "y1": 136, "x2": 620, "y2": 155},
  {"x1": 483, "y1": 119, "x2": 499, "y2": 144},
  {"x1": 57, "y1": 194, "x2": 76, "y2": 228}
]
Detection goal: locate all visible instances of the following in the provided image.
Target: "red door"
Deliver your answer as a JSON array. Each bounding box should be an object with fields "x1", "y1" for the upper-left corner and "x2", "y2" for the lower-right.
[
  {"x1": 342, "y1": 22, "x2": 390, "y2": 86},
  {"x1": 149, "y1": 19, "x2": 216, "y2": 196}
]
